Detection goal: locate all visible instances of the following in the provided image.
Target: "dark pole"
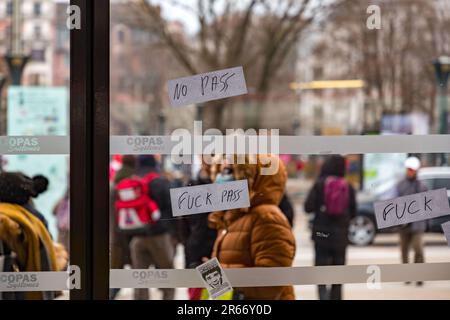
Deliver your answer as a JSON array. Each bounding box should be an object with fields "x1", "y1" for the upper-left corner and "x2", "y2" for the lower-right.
[
  {"x1": 0, "y1": 74, "x2": 6, "y2": 172},
  {"x1": 196, "y1": 103, "x2": 204, "y2": 121},
  {"x1": 159, "y1": 112, "x2": 166, "y2": 167},
  {"x1": 70, "y1": 0, "x2": 110, "y2": 300},
  {"x1": 158, "y1": 112, "x2": 166, "y2": 135},
  {"x1": 6, "y1": 0, "x2": 29, "y2": 85},
  {"x1": 0, "y1": 74, "x2": 6, "y2": 135},
  {"x1": 433, "y1": 56, "x2": 450, "y2": 165},
  {"x1": 5, "y1": 55, "x2": 28, "y2": 86}
]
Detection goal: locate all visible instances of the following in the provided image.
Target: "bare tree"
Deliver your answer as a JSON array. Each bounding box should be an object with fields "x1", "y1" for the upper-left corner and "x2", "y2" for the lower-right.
[
  {"x1": 315, "y1": 0, "x2": 450, "y2": 132},
  {"x1": 129, "y1": 0, "x2": 346, "y2": 129}
]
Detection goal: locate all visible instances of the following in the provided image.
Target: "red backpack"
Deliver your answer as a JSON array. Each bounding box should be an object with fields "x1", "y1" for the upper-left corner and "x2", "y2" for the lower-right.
[
  {"x1": 114, "y1": 173, "x2": 161, "y2": 233},
  {"x1": 323, "y1": 176, "x2": 349, "y2": 216}
]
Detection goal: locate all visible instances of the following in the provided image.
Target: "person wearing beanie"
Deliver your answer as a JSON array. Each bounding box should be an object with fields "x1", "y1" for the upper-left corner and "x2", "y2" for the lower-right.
[
  {"x1": 0, "y1": 172, "x2": 49, "y2": 229},
  {"x1": 396, "y1": 156, "x2": 428, "y2": 286}
]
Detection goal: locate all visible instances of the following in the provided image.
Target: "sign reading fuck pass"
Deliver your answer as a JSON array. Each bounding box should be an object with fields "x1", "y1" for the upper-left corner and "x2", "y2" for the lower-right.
[{"x1": 170, "y1": 180, "x2": 250, "y2": 217}]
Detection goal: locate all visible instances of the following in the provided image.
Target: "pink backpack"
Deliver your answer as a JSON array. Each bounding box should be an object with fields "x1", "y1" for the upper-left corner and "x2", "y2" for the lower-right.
[{"x1": 323, "y1": 176, "x2": 349, "y2": 216}]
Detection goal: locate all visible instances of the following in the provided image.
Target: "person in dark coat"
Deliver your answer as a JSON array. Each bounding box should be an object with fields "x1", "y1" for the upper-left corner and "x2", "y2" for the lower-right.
[
  {"x1": 179, "y1": 167, "x2": 216, "y2": 268},
  {"x1": 176, "y1": 164, "x2": 217, "y2": 300},
  {"x1": 279, "y1": 193, "x2": 295, "y2": 228},
  {"x1": 130, "y1": 155, "x2": 176, "y2": 300},
  {"x1": 304, "y1": 155, "x2": 356, "y2": 300},
  {"x1": 396, "y1": 156, "x2": 427, "y2": 286},
  {"x1": 110, "y1": 155, "x2": 136, "y2": 299}
]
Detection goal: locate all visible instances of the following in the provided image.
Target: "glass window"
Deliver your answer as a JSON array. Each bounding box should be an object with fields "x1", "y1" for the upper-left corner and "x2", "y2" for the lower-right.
[
  {"x1": 117, "y1": 30, "x2": 125, "y2": 44},
  {"x1": 33, "y1": 2, "x2": 42, "y2": 17},
  {"x1": 6, "y1": 1, "x2": 13, "y2": 16},
  {"x1": 30, "y1": 48, "x2": 45, "y2": 62},
  {"x1": 34, "y1": 25, "x2": 42, "y2": 40},
  {"x1": 0, "y1": 0, "x2": 70, "y2": 300},
  {"x1": 108, "y1": 0, "x2": 450, "y2": 301}
]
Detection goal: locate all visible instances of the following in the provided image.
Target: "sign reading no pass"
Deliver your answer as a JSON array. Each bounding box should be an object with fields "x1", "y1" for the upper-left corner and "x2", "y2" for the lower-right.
[
  {"x1": 170, "y1": 180, "x2": 250, "y2": 217},
  {"x1": 374, "y1": 188, "x2": 450, "y2": 229},
  {"x1": 167, "y1": 66, "x2": 248, "y2": 107}
]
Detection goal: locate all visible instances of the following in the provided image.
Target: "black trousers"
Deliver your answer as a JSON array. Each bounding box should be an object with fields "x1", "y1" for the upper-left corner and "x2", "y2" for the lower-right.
[{"x1": 314, "y1": 243, "x2": 347, "y2": 300}]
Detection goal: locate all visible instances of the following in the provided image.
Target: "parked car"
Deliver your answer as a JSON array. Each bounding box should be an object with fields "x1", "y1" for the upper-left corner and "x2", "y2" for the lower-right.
[{"x1": 348, "y1": 167, "x2": 450, "y2": 246}]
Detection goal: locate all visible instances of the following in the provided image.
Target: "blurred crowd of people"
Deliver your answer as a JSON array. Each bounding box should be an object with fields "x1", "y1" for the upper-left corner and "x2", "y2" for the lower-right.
[
  {"x1": 0, "y1": 152, "x2": 432, "y2": 300},
  {"x1": 109, "y1": 154, "x2": 297, "y2": 300}
]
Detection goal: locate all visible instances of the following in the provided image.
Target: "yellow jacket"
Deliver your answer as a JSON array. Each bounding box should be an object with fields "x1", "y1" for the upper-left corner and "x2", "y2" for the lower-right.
[{"x1": 0, "y1": 203, "x2": 62, "y2": 299}]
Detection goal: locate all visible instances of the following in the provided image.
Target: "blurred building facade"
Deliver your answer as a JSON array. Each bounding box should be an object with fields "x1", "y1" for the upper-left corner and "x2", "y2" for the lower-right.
[
  {"x1": 294, "y1": 0, "x2": 450, "y2": 136},
  {"x1": 0, "y1": 0, "x2": 62, "y2": 86},
  {"x1": 294, "y1": 32, "x2": 365, "y2": 136},
  {"x1": 110, "y1": 2, "x2": 191, "y2": 135}
]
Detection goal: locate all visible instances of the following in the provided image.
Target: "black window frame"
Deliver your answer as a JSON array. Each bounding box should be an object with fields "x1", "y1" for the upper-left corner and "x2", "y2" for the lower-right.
[{"x1": 70, "y1": 0, "x2": 109, "y2": 300}]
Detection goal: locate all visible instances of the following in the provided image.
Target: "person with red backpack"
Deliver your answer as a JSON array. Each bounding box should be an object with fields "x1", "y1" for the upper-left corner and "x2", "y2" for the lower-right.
[
  {"x1": 119, "y1": 155, "x2": 175, "y2": 300},
  {"x1": 304, "y1": 155, "x2": 356, "y2": 300}
]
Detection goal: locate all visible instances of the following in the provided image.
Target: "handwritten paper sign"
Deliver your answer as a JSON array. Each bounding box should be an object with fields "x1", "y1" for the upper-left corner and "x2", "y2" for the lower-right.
[
  {"x1": 374, "y1": 188, "x2": 450, "y2": 229},
  {"x1": 167, "y1": 66, "x2": 248, "y2": 107},
  {"x1": 442, "y1": 221, "x2": 450, "y2": 248},
  {"x1": 170, "y1": 180, "x2": 250, "y2": 217}
]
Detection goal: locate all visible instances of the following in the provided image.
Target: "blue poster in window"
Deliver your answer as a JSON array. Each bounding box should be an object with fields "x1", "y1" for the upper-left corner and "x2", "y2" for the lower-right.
[{"x1": 5, "y1": 86, "x2": 69, "y2": 238}]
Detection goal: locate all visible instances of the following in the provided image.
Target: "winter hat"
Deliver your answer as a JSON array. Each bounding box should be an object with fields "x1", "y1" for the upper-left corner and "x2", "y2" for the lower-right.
[
  {"x1": 405, "y1": 157, "x2": 421, "y2": 171},
  {"x1": 0, "y1": 172, "x2": 35, "y2": 205},
  {"x1": 31, "y1": 175, "x2": 49, "y2": 197},
  {"x1": 138, "y1": 155, "x2": 157, "y2": 169}
]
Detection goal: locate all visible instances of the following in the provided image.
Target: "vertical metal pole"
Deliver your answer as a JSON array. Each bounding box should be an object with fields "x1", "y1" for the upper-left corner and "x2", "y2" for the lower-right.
[
  {"x1": 70, "y1": 0, "x2": 110, "y2": 300},
  {"x1": 91, "y1": 0, "x2": 110, "y2": 300},
  {"x1": 0, "y1": 75, "x2": 5, "y2": 135},
  {"x1": 438, "y1": 86, "x2": 448, "y2": 136},
  {"x1": 7, "y1": 0, "x2": 28, "y2": 85},
  {"x1": 11, "y1": 0, "x2": 21, "y2": 56},
  {"x1": 70, "y1": 0, "x2": 91, "y2": 300},
  {"x1": 438, "y1": 88, "x2": 449, "y2": 165}
]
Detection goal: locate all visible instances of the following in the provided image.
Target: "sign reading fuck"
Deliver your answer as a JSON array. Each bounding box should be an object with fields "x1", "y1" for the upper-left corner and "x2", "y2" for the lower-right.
[{"x1": 374, "y1": 188, "x2": 450, "y2": 229}]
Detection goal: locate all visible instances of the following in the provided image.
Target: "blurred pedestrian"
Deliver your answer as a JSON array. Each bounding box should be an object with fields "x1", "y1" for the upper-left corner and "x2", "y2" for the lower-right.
[
  {"x1": 208, "y1": 155, "x2": 296, "y2": 300},
  {"x1": 279, "y1": 193, "x2": 295, "y2": 228},
  {"x1": 396, "y1": 156, "x2": 427, "y2": 286},
  {"x1": 128, "y1": 155, "x2": 175, "y2": 300},
  {"x1": 0, "y1": 172, "x2": 68, "y2": 300},
  {"x1": 178, "y1": 163, "x2": 217, "y2": 300},
  {"x1": 53, "y1": 188, "x2": 70, "y2": 254},
  {"x1": 304, "y1": 155, "x2": 356, "y2": 300},
  {"x1": 109, "y1": 155, "x2": 137, "y2": 299}
]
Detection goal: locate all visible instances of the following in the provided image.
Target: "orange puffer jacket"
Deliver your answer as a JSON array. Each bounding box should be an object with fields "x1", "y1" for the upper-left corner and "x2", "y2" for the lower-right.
[{"x1": 209, "y1": 156, "x2": 296, "y2": 300}]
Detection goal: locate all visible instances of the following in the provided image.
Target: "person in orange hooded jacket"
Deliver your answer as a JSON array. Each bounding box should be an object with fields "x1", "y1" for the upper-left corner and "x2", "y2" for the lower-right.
[{"x1": 208, "y1": 155, "x2": 296, "y2": 300}]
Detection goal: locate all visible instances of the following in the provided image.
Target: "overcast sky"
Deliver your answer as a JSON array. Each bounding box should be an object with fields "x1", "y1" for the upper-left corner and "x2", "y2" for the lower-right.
[
  {"x1": 151, "y1": 0, "x2": 326, "y2": 35},
  {"x1": 152, "y1": 0, "x2": 200, "y2": 34}
]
